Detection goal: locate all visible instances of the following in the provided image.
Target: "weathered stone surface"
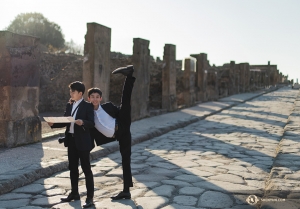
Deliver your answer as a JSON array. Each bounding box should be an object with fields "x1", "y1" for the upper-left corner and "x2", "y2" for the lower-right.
[
  {"x1": 198, "y1": 191, "x2": 233, "y2": 208},
  {"x1": 144, "y1": 185, "x2": 175, "y2": 197},
  {"x1": 0, "y1": 192, "x2": 32, "y2": 200},
  {"x1": 182, "y1": 57, "x2": 196, "y2": 107},
  {"x1": 133, "y1": 174, "x2": 168, "y2": 182},
  {"x1": 95, "y1": 198, "x2": 136, "y2": 208},
  {"x1": 179, "y1": 187, "x2": 205, "y2": 196},
  {"x1": 0, "y1": 199, "x2": 30, "y2": 208},
  {"x1": 13, "y1": 184, "x2": 54, "y2": 194},
  {"x1": 0, "y1": 31, "x2": 41, "y2": 148},
  {"x1": 173, "y1": 195, "x2": 197, "y2": 206},
  {"x1": 136, "y1": 196, "x2": 168, "y2": 209},
  {"x1": 161, "y1": 204, "x2": 203, "y2": 209},
  {"x1": 131, "y1": 38, "x2": 150, "y2": 120},
  {"x1": 193, "y1": 180, "x2": 262, "y2": 194},
  {"x1": 174, "y1": 174, "x2": 203, "y2": 183},
  {"x1": 83, "y1": 22, "x2": 111, "y2": 103},
  {"x1": 209, "y1": 174, "x2": 245, "y2": 184},
  {"x1": 162, "y1": 44, "x2": 177, "y2": 111},
  {"x1": 161, "y1": 180, "x2": 192, "y2": 187},
  {"x1": 31, "y1": 195, "x2": 62, "y2": 206}
]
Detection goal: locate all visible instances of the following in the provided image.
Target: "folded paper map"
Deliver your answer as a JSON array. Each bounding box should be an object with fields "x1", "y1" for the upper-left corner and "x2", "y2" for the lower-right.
[{"x1": 43, "y1": 116, "x2": 75, "y2": 123}]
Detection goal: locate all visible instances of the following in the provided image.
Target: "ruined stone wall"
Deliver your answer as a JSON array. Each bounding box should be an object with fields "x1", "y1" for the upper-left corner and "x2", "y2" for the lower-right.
[
  {"x1": 0, "y1": 31, "x2": 41, "y2": 147},
  {"x1": 39, "y1": 52, "x2": 83, "y2": 113}
]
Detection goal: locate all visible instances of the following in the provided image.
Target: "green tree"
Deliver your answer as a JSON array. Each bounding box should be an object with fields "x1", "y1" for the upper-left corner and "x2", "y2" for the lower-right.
[{"x1": 6, "y1": 12, "x2": 65, "y2": 48}]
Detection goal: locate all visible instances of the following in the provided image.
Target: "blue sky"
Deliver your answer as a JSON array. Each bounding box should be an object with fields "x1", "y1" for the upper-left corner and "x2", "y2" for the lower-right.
[{"x1": 1, "y1": 0, "x2": 299, "y2": 81}]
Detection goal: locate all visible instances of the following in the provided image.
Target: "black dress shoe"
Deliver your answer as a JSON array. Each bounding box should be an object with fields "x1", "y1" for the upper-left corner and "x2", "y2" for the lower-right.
[
  {"x1": 112, "y1": 65, "x2": 134, "y2": 76},
  {"x1": 82, "y1": 197, "x2": 93, "y2": 208},
  {"x1": 60, "y1": 193, "x2": 80, "y2": 202},
  {"x1": 111, "y1": 191, "x2": 131, "y2": 200}
]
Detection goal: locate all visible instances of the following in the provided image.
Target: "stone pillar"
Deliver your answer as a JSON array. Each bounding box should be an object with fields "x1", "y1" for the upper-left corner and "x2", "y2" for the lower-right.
[
  {"x1": 244, "y1": 63, "x2": 250, "y2": 92},
  {"x1": 162, "y1": 44, "x2": 177, "y2": 111},
  {"x1": 235, "y1": 64, "x2": 240, "y2": 93},
  {"x1": 238, "y1": 63, "x2": 246, "y2": 93},
  {"x1": 183, "y1": 58, "x2": 196, "y2": 107},
  {"x1": 266, "y1": 61, "x2": 271, "y2": 87},
  {"x1": 0, "y1": 31, "x2": 41, "y2": 147},
  {"x1": 131, "y1": 38, "x2": 150, "y2": 121},
  {"x1": 190, "y1": 53, "x2": 208, "y2": 102},
  {"x1": 279, "y1": 72, "x2": 283, "y2": 83},
  {"x1": 83, "y1": 23, "x2": 111, "y2": 102},
  {"x1": 228, "y1": 61, "x2": 235, "y2": 95}
]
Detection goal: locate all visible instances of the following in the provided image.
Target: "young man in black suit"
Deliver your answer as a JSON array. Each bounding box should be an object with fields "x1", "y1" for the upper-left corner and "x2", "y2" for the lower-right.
[
  {"x1": 48, "y1": 81, "x2": 95, "y2": 208},
  {"x1": 88, "y1": 65, "x2": 135, "y2": 200}
]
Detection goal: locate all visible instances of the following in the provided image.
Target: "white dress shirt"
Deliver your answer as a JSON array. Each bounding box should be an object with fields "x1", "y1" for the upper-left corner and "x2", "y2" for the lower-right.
[
  {"x1": 69, "y1": 98, "x2": 83, "y2": 134},
  {"x1": 94, "y1": 105, "x2": 115, "y2": 137}
]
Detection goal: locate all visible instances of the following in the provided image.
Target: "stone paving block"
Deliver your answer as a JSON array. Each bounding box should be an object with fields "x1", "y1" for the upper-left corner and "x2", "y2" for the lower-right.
[
  {"x1": 173, "y1": 195, "x2": 198, "y2": 206},
  {"x1": 94, "y1": 176, "x2": 121, "y2": 185},
  {"x1": 260, "y1": 200, "x2": 299, "y2": 209},
  {"x1": 193, "y1": 180, "x2": 263, "y2": 195},
  {"x1": 174, "y1": 174, "x2": 203, "y2": 183},
  {"x1": 41, "y1": 188, "x2": 66, "y2": 196},
  {"x1": 169, "y1": 160, "x2": 199, "y2": 168},
  {"x1": 144, "y1": 167, "x2": 181, "y2": 177},
  {"x1": 12, "y1": 184, "x2": 54, "y2": 194},
  {"x1": 133, "y1": 174, "x2": 169, "y2": 182},
  {"x1": 31, "y1": 195, "x2": 63, "y2": 207},
  {"x1": 179, "y1": 187, "x2": 205, "y2": 196},
  {"x1": 95, "y1": 198, "x2": 136, "y2": 208},
  {"x1": 209, "y1": 174, "x2": 245, "y2": 184},
  {"x1": 0, "y1": 192, "x2": 32, "y2": 200},
  {"x1": 134, "y1": 182, "x2": 161, "y2": 189},
  {"x1": 51, "y1": 201, "x2": 83, "y2": 209},
  {"x1": 161, "y1": 204, "x2": 204, "y2": 209},
  {"x1": 198, "y1": 191, "x2": 233, "y2": 208},
  {"x1": 131, "y1": 188, "x2": 147, "y2": 198},
  {"x1": 152, "y1": 162, "x2": 179, "y2": 169},
  {"x1": 0, "y1": 199, "x2": 30, "y2": 208},
  {"x1": 35, "y1": 178, "x2": 70, "y2": 188},
  {"x1": 136, "y1": 196, "x2": 169, "y2": 209},
  {"x1": 161, "y1": 180, "x2": 192, "y2": 187},
  {"x1": 144, "y1": 185, "x2": 175, "y2": 197},
  {"x1": 179, "y1": 168, "x2": 214, "y2": 177}
]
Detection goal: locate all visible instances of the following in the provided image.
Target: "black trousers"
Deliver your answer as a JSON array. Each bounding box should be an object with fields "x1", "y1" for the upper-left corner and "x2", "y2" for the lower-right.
[
  {"x1": 68, "y1": 136, "x2": 94, "y2": 198},
  {"x1": 116, "y1": 76, "x2": 135, "y2": 189}
]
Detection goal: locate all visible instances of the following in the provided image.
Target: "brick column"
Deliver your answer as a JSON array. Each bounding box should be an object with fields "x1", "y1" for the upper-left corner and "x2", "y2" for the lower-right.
[
  {"x1": 191, "y1": 53, "x2": 208, "y2": 102},
  {"x1": 83, "y1": 23, "x2": 111, "y2": 102},
  {"x1": 162, "y1": 44, "x2": 177, "y2": 111},
  {"x1": 0, "y1": 31, "x2": 41, "y2": 147},
  {"x1": 183, "y1": 58, "x2": 196, "y2": 107},
  {"x1": 131, "y1": 38, "x2": 150, "y2": 120}
]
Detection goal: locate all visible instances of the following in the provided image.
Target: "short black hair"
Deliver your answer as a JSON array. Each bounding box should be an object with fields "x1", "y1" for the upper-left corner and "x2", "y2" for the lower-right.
[
  {"x1": 69, "y1": 81, "x2": 85, "y2": 95},
  {"x1": 88, "y1": 87, "x2": 102, "y2": 97}
]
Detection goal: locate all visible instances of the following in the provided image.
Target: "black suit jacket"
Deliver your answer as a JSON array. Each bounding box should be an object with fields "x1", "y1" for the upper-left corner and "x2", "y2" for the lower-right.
[
  {"x1": 90, "y1": 102, "x2": 119, "y2": 146},
  {"x1": 52, "y1": 100, "x2": 95, "y2": 151}
]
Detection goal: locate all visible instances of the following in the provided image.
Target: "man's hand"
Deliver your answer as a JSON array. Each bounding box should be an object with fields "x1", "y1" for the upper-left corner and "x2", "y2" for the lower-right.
[
  {"x1": 68, "y1": 98, "x2": 74, "y2": 104},
  {"x1": 75, "y1": 119, "x2": 84, "y2": 126},
  {"x1": 48, "y1": 122, "x2": 53, "y2": 127}
]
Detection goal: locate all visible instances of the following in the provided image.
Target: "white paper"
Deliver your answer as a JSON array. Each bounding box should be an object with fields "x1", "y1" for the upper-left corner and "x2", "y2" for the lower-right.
[{"x1": 43, "y1": 116, "x2": 75, "y2": 123}]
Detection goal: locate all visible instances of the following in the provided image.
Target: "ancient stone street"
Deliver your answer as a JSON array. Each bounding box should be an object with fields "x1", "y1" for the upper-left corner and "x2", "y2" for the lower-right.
[{"x1": 1, "y1": 87, "x2": 300, "y2": 209}]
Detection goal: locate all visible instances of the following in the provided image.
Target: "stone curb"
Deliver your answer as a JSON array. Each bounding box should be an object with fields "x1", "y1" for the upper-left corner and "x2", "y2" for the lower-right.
[{"x1": 0, "y1": 87, "x2": 280, "y2": 196}]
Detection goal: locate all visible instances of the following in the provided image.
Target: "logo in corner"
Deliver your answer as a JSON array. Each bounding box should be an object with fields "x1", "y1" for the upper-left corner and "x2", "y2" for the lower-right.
[{"x1": 246, "y1": 195, "x2": 259, "y2": 205}]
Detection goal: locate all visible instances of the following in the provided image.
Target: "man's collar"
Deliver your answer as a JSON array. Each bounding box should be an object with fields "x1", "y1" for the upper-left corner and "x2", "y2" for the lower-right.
[{"x1": 74, "y1": 97, "x2": 83, "y2": 104}]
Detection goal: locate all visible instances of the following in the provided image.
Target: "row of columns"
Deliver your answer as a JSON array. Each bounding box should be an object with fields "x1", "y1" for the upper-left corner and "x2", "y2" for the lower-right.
[{"x1": 0, "y1": 22, "x2": 289, "y2": 147}]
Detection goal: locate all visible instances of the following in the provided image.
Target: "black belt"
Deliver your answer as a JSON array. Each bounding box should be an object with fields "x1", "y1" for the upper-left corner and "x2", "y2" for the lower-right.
[{"x1": 69, "y1": 133, "x2": 75, "y2": 138}]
